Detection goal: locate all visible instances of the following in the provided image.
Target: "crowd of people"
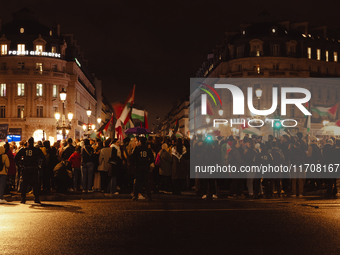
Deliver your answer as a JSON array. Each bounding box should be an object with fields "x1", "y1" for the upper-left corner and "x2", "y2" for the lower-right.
[
  {"x1": 0, "y1": 131, "x2": 339, "y2": 203},
  {"x1": 192, "y1": 132, "x2": 340, "y2": 199}
]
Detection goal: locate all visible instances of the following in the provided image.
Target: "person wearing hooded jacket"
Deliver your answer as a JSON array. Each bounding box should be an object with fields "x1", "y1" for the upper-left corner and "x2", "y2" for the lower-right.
[{"x1": 0, "y1": 146, "x2": 10, "y2": 203}]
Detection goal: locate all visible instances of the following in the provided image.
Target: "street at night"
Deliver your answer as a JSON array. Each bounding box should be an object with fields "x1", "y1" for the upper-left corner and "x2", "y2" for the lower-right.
[{"x1": 2, "y1": 196, "x2": 340, "y2": 254}]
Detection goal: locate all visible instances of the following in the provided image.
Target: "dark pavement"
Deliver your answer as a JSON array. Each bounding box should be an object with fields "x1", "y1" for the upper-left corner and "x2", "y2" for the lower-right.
[{"x1": 2, "y1": 194, "x2": 340, "y2": 254}]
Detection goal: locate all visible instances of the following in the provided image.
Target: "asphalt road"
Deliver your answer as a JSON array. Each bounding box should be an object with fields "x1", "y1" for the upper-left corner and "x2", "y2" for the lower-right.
[{"x1": 1, "y1": 196, "x2": 340, "y2": 255}]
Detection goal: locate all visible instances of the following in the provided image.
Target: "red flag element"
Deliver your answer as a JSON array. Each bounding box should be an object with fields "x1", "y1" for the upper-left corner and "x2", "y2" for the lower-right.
[
  {"x1": 241, "y1": 121, "x2": 249, "y2": 130},
  {"x1": 328, "y1": 102, "x2": 339, "y2": 116},
  {"x1": 144, "y1": 112, "x2": 148, "y2": 129},
  {"x1": 335, "y1": 119, "x2": 340, "y2": 127},
  {"x1": 112, "y1": 102, "x2": 124, "y2": 118},
  {"x1": 119, "y1": 85, "x2": 135, "y2": 125}
]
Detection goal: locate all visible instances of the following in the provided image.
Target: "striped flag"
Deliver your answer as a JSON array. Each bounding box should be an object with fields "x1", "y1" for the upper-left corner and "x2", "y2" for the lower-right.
[
  {"x1": 311, "y1": 102, "x2": 339, "y2": 117},
  {"x1": 119, "y1": 85, "x2": 135, "y2": 125}
]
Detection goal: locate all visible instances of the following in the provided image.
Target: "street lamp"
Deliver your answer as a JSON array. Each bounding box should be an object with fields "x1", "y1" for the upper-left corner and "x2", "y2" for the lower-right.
[
  {"x1": 255, "y1": 87, "x2": 262, "y2": 110},
  {"x1": 55, "y1": 88, "x2": 73, "y2": 139},
  {"x1": 85, "y1": 107, "x2": 92, "y2": 137},
  {"x1": 218, "y1": 107, "x2": 223, "y2": 116}
]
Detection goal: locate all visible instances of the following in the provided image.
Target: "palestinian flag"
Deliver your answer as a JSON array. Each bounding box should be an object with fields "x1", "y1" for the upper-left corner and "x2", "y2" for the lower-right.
[
  {"x1": 173, "y1": 118, "x2": 178, "y2": 133},
  {"x1": 311, "y1": 102, "x2": 339, "y2": 117},
  {"x1": 242, "y1": 127, "x2": 262, "y2": 136},
  {"x1": 98, "y1": 114, "x2": 114, "y2": 136},
  {"x1": 131, "y1": 108, "x2": 145, "y2": 122},
  {"x1": 335, "y1": 119, "x2": 340, "y2": 127},
  {"x1": 119, "y1": 85, "x2": 135, "y2": 125}
]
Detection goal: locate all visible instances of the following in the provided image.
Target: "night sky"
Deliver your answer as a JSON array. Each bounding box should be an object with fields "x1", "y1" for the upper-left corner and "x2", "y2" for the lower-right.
[{"x1": 1, "y1": 0, "x2": 340, "y2": 128}]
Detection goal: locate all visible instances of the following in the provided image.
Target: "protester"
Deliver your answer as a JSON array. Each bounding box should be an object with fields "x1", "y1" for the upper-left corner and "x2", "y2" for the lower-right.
[
  {"x1": 0, "y1": 145, "x2": 10, "y2": 203},
  {"x1": 81, "y1": 139, "x2": 95, "y2": 193}
]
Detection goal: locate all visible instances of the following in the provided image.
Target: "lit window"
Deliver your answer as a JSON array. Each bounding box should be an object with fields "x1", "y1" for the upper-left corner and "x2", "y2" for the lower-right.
[
  {"x1": 17, "y1": 44, "x2": 25, "y2": 54},
  {"x1": 50, "y1": 30, "x2": 52, "y2": 36},
  {"x1": 1, "y1": 44, "x2": 7, "y2": 55},
  {"x1": 317, "y1": 49, "x2": 321, "y2": 60},
  {"x1": 254, "y1": 65, "x2": 260, "y2": 74},
  {"x1": 307, "y1": 47, "x2": 312, "y2": 59},
  {"x1": 242, "y1": 30, "x2": 246, "y2": 35},
  {"x1": 36, "y1": 63, "x2": 42, "y2": 71},
  {"x1": 36, "y1": 45, "x2": 43, "y2": 54},
  {"x1": 36, "y1": 84, "x2": 43, "y2": 97},
  {"x1": 326, "y1": 51, "x2": 329, "y2": 62},
  {"x1": 51, "y1": 46, "x2": 56, "y2": 53},
  {"x1": 0, "y1": 106, "x2": 5, "y2": 118},
  {"x1": 272, "y1": 28, "x2": 276, "y2": 33},
  {"x1": 17, "y1": 105, "x2": 24, "y2": 118},
  {"x1": 53, "y1": 85, "x2": 58, "y2": 98},
  {"x1": 37, "y1": 106, "x2": 43, "y2": 117},
  {"x1": 20, "y1": 28, "x2": 24, "y2": 33},
  {"x1": 0, "y1": 84, "x2": 6, "y2": 97},
  {"x1": 17, "y1": 83, "x2": 25, "y2": 96},
  {"x1": 334, "y1": 52, "x2": 338, "y2": 62}
]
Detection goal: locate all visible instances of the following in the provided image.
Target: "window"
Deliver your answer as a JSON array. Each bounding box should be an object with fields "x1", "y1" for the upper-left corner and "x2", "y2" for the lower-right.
[
  {"x1": 1, "y1": 44, "x2": 7, "y2": 55},
  {"x1": 53, "y1": 85, "x2": 58, "y2": 98},
  {"x1": 36, "y1": 45, "x2": 43, "y2": 54},
  {"x1": 51, "y1": 46, "x2": 56, "y2": 53},
  {"x1": 236, "y1": 45, "x2": 244, "y2": 58},
  {"x1": 17, "y1": 83, "x2": 25, "y2": 96},
  {"x1": 17, "y1": 44, "x2": 25, "y2": 54},
  {"x1": 334, "y1": 52, "x2": 338, "y2": 62},
  {"x1": 273, "y1": 63, "x2": 279, "y2": 70},
  {"x1": 327, "y1": 89, "x2": 330, "y2": 100},
  {"x1": 238, "y1": 64, "x2": 242, "y2": 72},
  {"x1": 17, "y1": 105, "x2": 24, "y2": 118},
  {"x1": 20, "y1": 28, "x2": 24, "y2": 33},
  {"x1": 290, "y1": 46, "x2": 296, "y2": 53},
  {"x1": 253, "y1": 45, "x2": 260, "y2": 57},
  {"x1": 307, "y1": 47, "x2": 312, "y2": 59},
  {"x1": 37, "y1": 106, "x2": 43, "y2": 117},
  {"x1": 36, "y1": 63, "x2": 42, "y2": 71},
  {"x1": 254, "y1": 65, "x2": 260, "y2": 74},
  {"x1": 0, "y1": 84, "x2": 5, "y2": 97},
  {"x1": 272, "y1": 44, "x2": 280, "y2": 56},
  {"x1": 50, "y1": 30, "x2": 52, "y2": 36},
  {"x1": 0, "y1": 106, "x2": 5, "y2": 118},
  {"x1": 36, "y1": 84, "x2": 43, "y2": 97},
  {"x1": 290, "y1": 64, "x2": 294, "y2": 70},
  {"x1": 52, "y1": 64, "x2": 57, "y2": 72},
  {"x1": 1, "y1": 63, "x2": 6, "y2": 70},
  {"x1": 326, "y1": 50, "x2": 329, "y2": 62},
  {"x1": 18, "y1": 62, "x2": 25, "y2": 70},
  {"x1": 318, "y1": 66, "x2": 321, "y2": 73},
  {"x1": 317, "y1": 49, "x2": 321, "y2": 60}
]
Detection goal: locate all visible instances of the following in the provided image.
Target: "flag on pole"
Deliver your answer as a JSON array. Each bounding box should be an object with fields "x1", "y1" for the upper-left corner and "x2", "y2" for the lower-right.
[
  {"x1": 98, "y1": 114, "x2": 114, "y2": 137},
  {"x1": 173, "y1": 118, "x2": 178, "y2": 134},
  {"x1": 115, "y1": 119, "x2": 124, "y2": 141},
  {"x1": 311, "y1": 102, "x2": 339, "y2": 117},
  {"x1": 119, "y1": 85, "x2": 135, "y2": 125},
  {"x1": 144, "y1": 111, "x2": 149, "y2": 129},
  {"x1": 131, "y1": 108, "x2": 145, "y2": 122}
]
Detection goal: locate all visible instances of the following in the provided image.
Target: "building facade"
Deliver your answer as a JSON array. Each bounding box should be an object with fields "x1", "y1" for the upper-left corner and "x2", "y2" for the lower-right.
[
  {"x1": 159, "y1": 97, "x2": 189, "y2": 137},
  {"x1": 192, "y1": 20, "x2": 340, "y2": 137},
  {"x1": 0, "y1": 8, "x2": 103, "y2": 142}
]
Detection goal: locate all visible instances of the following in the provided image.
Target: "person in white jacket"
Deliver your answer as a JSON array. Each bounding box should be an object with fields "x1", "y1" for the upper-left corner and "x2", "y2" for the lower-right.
[
  {"x1": 98, "y1": 139, "x2": 112, "y2": 192},
  {"x1": 0, "y1": 146, "x2": 10, "y2": 203}
]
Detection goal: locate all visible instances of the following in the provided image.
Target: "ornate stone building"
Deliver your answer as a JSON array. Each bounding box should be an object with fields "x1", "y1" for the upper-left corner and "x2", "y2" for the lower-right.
[
  {"x1": 192, "y1": 20, "x2": 340, "y2": 137},
  {"x1": 0, "y1": 8, "x2": 104, "y2": 142}
]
